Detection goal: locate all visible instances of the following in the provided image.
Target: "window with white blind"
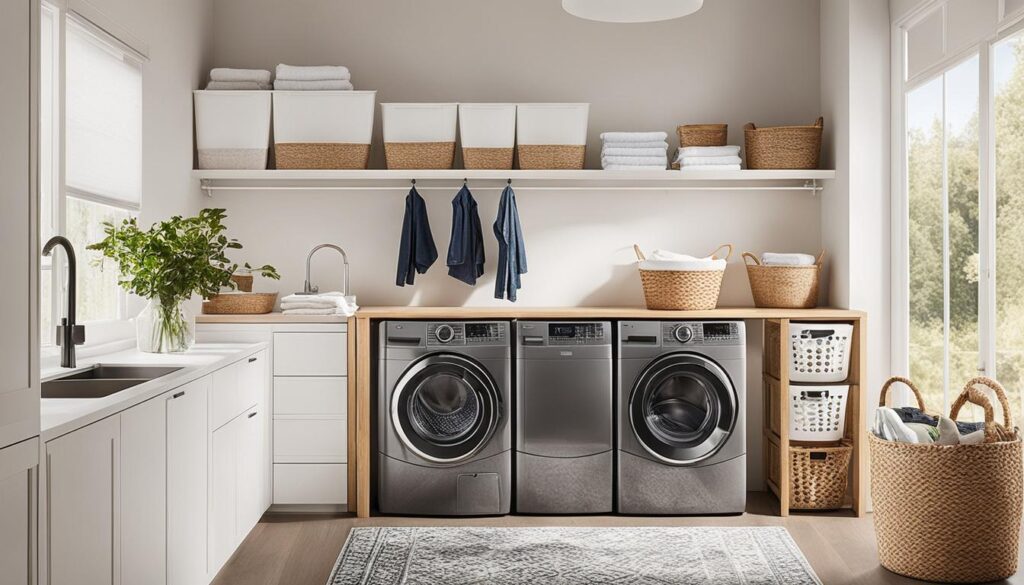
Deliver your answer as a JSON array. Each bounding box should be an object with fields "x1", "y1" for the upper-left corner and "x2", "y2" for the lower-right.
[{"x1": 40, "y1": 5, "x2": 143, "y2": 349}]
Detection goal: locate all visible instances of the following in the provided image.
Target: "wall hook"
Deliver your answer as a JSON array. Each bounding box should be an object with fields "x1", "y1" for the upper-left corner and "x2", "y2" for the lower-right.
[
  {"x1": 411, "y1": 178, "x2": 416, "y2": 185},
  {"x1": 507, "y1": 178, "x2": 512, "y2": 185}
]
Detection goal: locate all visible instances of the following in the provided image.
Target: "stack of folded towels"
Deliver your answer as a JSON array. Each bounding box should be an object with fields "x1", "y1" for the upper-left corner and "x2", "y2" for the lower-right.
[
  {"x1": 873, "y1": 406, "x2": 985, "y2": 445},
  {"x1": 639, "y1": 249, "x2": 726, "y2": 271},
  {"x1": 206, "y1": 68, "x2": 272, "y2": 90},
  {"x1": 675, "y1": 145, "x2": 743, "y2": 171},
  {"x1": 600, "y1": 131, "x2": 669, "y2": 170},
  {"x1": 760, "y1": 252, "x2": 816, "y2": 266},
  {"x1": 280, "y1": 292, "x2": 358, "y2": 316},
  {"x1": 274, "y1": 64, "x2": 353, "y2": 91}
]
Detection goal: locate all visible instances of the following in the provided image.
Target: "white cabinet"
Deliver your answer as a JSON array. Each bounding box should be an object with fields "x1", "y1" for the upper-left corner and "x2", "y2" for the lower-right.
[
  {"x1": 273, "y1": 332, "x2": 347, "y2": 376},
  {"x1": 209, "y1": 405, "x2": 265, "y2": 576},
  {"x1": 46, "y1": 416, "x2": 120, "y2": 585},
  {"x1": 0, "y1": 439, "x2": 38, "y2": 585},
  {"x1": 237, "y1": 406, "x2": 265, "y2": 538},
  {"x1": 121, "y1": 397, "x2": 167, "y2": 585},
  {"x1": 167, "y1": 377, "x2": 209, "y2": 585}
]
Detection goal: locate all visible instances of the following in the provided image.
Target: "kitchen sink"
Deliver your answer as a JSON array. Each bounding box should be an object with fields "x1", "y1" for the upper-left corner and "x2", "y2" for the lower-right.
[{"x1": 41, "y1": 365, "x2": 182, "y2": 399}]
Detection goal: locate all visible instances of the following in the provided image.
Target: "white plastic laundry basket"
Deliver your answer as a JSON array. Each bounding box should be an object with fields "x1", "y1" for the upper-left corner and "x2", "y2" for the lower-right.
[
  {"x1": 381, "y1": 103, "x2": 458, "y2": 169},
  {"x1": 515, "y1": 103, "x2": 589, "y2": 169},
  {"x1": 194, "y1": 90, "x2": 271, "y2": 169},
  {"x1": 458, "y1": 103, "x2": 516, "y2": 169},
  {"x1": 789, "y1": 385, "x2": 850, "y2": 442},
  {"x1": 788, "y1": 322, "x2": 853, "y2": 383},
  {"x1": 272, "y1": 90, "x2": 376, "y2": 169}
]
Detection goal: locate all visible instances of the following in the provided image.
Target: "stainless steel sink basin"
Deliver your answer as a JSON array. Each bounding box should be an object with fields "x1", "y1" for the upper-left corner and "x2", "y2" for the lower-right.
[{"x1": 42, "y1": 365, "x2": 182, "y2": 399}]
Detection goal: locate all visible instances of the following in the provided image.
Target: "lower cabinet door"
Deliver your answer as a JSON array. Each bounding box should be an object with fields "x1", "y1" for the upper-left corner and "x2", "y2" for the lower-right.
[
  {"x1": 236, "y1": 406, "x2": 265, "y2": 539},
  {"x1": 0, "y1": 439, "x2": 37, "y2": 585},
  {"x1": 209, "y1": 418, "x2": 240, "y2": 576},
  {"x1": 46, "y1": 416, "x2": 120, "y2": 585},
  {"x1": 167, "y1": 378, "x2": 209, "y2": 585},
  {"x1": 121, "y1": 396, "x2": 167, "y2": 585}
]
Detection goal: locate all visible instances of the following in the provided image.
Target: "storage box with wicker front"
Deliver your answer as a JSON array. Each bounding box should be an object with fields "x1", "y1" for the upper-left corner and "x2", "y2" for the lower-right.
[
  {"x1": 870, "y1": 376, "x2": 1022, "y2": 583},
  {"x1": 381, "y1": 103, "x2": 458, "y2": 169},
  {"x1": 789, "y1": 440, "x2": 852, "y2": 510},
  {"x1": 744, "y1": 117, "x2": 823, "y2": 169},
  {"x1": 743, "y1": 251, "x2": 824, "y2": 309},
  {"x1": 515, "y1": 103, "x2": 589, "y2": 169},
  {"x1": 633, "y1": 244, "x2": 731, "y2": 310},
  {"x1": 272, "y1": 91, "x2": 376, "y2": 169}
]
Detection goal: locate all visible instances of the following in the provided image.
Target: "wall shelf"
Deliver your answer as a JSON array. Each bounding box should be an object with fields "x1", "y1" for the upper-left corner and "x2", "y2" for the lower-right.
[{"x1": 194, "y1": 169, "x2": 836, "y2": 195}]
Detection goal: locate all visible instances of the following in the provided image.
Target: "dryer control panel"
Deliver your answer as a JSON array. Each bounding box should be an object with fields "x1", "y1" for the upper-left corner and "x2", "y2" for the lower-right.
[
  {"x1": 426, "y1": 321, "x2": 508, "y2": 346},
  {"x1": 661, "y1": 321, "x2": 742, "y2": 346}
]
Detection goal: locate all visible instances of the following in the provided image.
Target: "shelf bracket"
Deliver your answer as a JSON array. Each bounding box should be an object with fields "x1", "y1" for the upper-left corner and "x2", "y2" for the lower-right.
[
  {"x1": 804, "y1": 179, "x2": 820, "y2": 194},
  {"x1": 200, "y1": 179, "x2": 214, "y2": 197}
]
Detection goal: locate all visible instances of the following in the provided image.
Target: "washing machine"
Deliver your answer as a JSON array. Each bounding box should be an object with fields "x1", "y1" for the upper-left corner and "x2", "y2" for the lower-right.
[
  {"x1": 378, "y1": 321, "x2": 512, "y2": 516},
  {"x1": 617, "y1": 320, "x2": 746, "y2": 515}
]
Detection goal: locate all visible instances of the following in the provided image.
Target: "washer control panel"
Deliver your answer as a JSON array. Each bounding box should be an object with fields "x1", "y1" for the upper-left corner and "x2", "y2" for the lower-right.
[
  {"x1": 427, "y1": 322, "x2": 507, "y2": 346},
  {"x1": 546, "y1": 322, "x2": 608, "y2": 345},
  {"x1": 661, "y1": 321, "x2": 742, "y2": 346}
]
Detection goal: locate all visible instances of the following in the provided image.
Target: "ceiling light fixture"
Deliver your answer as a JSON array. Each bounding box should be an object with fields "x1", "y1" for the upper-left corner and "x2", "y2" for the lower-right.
[{"x1": 562, "y1": 0, "x2": 704, "y2": 23}]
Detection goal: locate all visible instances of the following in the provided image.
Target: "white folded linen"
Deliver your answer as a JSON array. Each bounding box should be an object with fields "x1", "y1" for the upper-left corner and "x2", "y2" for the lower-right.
[
  {"x1": 206, "y1": 81, "x2": 272, "y2": 90},
  {"x1": 210, "y1": 68, "x2": 272, "y2": 84},
  {"x1": 280, "y1": 292, "x2": 358, "y2": 316},
  {"x1": 603, "y1": 165, "x2": 668, "y2": 171},
  {"x1": 273, "y1": 79, "x2": 354, "y2": 90},
  {"x1": 603, "y1": 140, "x2": 670, "y2": 150},
  {"x1": 599, "y1": 131, "x2": 668, "y2": 143},
  {"x1": 281, "y1": 307, "x2": 352, "y2": 316},
  {"x1": 601, "y1": 155, "x2": 667, "y2": 167},
  {"x1": 601, "y1": 146, "x2": 669, "y2": 157},
  {"x1": 873, "y1": 408, "x2": 919, "y2": 443},
  {"x1": 677, "y1": 145, "x2": 741, "y2": 158},
  {"x1": 649, "y1": 249, "x2": 707, "y2": 262},
  {"x1": 679, "y1": 164, "x2": 742, "y2": 171},
  {"x1": 275, "y1": 64, "x2": 351, "y2": 81},
  {"x1": 639, "y1": 258, "x2": 727, "y2": 272},
  {"x1": 761, "y1": 252, "x2": 816, "y2": 266},
  {"x1": 680, "y1": 155, "x2": 743, "y2": 166}
]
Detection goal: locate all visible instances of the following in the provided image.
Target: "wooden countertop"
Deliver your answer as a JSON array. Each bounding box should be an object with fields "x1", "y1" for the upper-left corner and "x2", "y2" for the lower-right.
[{"x1": 352, "y1": 306, "x2": 866, "y2": 320}]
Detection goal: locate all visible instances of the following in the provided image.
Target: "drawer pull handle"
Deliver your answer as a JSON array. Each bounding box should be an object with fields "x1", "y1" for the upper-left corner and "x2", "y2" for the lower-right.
[
  {"x1": 248, "y1": 357, "x2": 258, "y2": 363},
  {"x1": 387, "y1": 336, "x2": 421, "y2": 344},
  {"x1": 248, "y1": 411, "x2": 258, "y2": 418},
  {"x1": 172, "y1": 391, "x2": 185, "y2": 399},
  {"x1": 625, "y1": 335, "x2": 657, "y2": 343}
]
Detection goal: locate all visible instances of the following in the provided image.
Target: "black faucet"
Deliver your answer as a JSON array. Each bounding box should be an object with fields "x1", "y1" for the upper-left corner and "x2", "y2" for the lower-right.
[{"x1": 42, "y1": 236, "x2": 85, "y2": 368}]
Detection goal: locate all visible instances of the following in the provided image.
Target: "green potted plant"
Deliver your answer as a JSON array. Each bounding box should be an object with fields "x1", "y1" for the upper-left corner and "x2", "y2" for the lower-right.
[{"x1": 89, "y1": 208, "x2": 278, "y2": 353}]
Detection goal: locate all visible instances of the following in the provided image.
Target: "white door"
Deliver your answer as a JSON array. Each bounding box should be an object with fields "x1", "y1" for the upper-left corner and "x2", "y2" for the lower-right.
[
  {"x1": 121, "y1": 396, "x2": 166, "y2": 585},
  {"x1": 46, "y1": 416, "x2": 120, "y2": 585},
  {"x1": 209, "y1": 417, "x2": 239, "y2": 576},
  {"x1": 0, "y1": 439, "x2": 37, "y2": 585},
  {"x1": 167, "y1": 378, "x2": 209, "y2": 585},
  {"x1": 236, "y1": 406, "x2": 265, "y2": 539}
]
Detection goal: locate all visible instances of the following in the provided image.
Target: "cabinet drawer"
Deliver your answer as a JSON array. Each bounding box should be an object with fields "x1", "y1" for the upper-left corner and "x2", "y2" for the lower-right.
[
  {"x1": 274, "y1": 377, "x2": 346, "y2": 415},
  {"x1": 239, "y1": 350, "x2": 267, "y2": 411},
  {"x1": 273, "y1": 332, "x2": 347, "y2": 376},
  {"x1": 273, "y1": 463, "x2": 347, "y2": 505},
  {"x1": 274, "y1": 418, "x2": 346, "y2": 463}
]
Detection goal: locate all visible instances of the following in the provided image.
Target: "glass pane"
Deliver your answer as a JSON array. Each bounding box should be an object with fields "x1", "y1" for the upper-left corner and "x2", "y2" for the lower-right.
[
  {"x1": 410, "y1": 373, "x2": 479, "y2": 442},
  {"x1": 946, "y1": 56, "x2": 981, "y2": 419},
  {"x1": 646, "y1": 374, "x2": 714, "y2": 445},
  {"x1": 995, "y1": 32, "x2": 1024, "y2": 424},
  {"x1": 907, "y1": 75, "x2": 946, "y2": 413},
  {"x1": 66, "y1": 20, "x2": 142, "y2": 204},
  {"x1": 65, "y1": 197, "x2": 131, "y2": 323}
]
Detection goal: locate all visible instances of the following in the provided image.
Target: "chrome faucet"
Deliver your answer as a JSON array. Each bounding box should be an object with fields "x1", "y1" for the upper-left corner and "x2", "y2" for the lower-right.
[
  {"x1": 42, "y1": 236, "x2": 85, "y2": 368},
  {"x1": 297, "y1": 243, "x2": 350, "y2": 296}
]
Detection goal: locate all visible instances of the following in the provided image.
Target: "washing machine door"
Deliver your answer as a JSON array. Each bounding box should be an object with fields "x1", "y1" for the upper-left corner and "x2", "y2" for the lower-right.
[
  {"x1": 392, "y1": 353, "x2": 501, "y2": 464},
  {"x1": 629, "y1": 352, "x2": 737, "y2": 465}
]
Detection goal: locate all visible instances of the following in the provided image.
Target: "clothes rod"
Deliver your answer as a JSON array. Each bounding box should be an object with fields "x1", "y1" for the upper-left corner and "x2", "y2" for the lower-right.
[{"x1": 201, "y1": 184, "x2": 823, "y2": 195}]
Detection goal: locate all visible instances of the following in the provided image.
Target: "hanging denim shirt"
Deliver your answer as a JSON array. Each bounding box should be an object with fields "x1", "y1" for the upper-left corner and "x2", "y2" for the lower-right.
[
  {"x1": 395, "y1": 186, "x2": 438, "y2": 286},
  {"x1": 493, "y1": 184, "x2": 527, "y2": 301},
  {"x1": 446, "y1": 185, "x2": 486, "y2": 285}
]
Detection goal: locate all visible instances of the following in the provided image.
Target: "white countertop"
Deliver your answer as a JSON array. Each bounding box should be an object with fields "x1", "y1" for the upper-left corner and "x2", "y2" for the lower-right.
[{"x1": 41, "y1": 342, "x2": 267, "y2": 442}]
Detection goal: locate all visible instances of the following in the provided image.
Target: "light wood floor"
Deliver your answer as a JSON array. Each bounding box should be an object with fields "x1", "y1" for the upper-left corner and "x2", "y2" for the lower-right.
[{"x1": 211, "y1": 492, "x2": 1022, "y2": 585}]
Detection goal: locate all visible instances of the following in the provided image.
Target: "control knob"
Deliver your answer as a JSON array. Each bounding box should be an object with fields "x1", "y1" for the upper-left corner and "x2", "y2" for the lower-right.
[
  {"x1": 673, "y1": 325, "x2": 693, "y2": 343},
  {"x1": 435, "y1": 324, "x2": 455, "y2": 344}
]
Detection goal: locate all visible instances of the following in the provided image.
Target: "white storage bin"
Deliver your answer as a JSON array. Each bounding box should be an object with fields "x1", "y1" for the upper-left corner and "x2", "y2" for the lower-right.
[
  {"x1": 789, "y1": 322, "x2": 853, "y2": 382},
  {"x1": 458, "y1": 103, "x2": 516, "y2": 170},
  {"x1": 272, "y1": 90, "x2": 376, "y2": 169},
  {"x1": 194, "y1": 90, "x2": 271, "y2": 169},
  {"x1": 515, "y1": 103, "x2": 589, "y2": 169},
  {"x1": 789, "y1": 385, "x2": 849, "y2": 442},
  {"x1": 381, "y1": 103, "x2": 458, "y2": 169}
]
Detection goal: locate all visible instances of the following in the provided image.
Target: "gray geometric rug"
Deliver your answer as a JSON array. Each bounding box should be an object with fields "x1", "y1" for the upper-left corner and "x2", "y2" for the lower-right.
[{"x1": 327, "y1": 526, "x2": 822, "y2": 584}]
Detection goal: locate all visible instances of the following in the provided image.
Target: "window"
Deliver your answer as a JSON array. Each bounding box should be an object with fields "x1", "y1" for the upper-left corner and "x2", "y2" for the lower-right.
[{"x1": 40, "y1": 5, "x2": 143, "y2": 348}]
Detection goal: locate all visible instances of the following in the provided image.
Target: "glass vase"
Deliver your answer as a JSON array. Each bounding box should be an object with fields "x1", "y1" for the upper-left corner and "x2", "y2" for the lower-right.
[{"x1": 136, "y1": 297, "x2": 195, "y2": 353}]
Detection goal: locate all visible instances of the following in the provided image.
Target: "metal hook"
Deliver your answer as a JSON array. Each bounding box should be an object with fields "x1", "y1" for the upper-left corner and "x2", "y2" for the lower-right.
[
  {"x1": 411, "y1": 178, "x2": 416, "y2": 185},
  {"x1": 463, "y1": 178, "x2": 468, "y2": 185},
  {"x1": 507, "y1": 178, "x2": 512, "y2": 185}
]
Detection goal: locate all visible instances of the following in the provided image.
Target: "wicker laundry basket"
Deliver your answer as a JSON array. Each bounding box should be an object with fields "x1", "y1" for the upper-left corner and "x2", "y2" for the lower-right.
[
  {"x1": 744, "y1": 117, "x2": 823, "y2": 169},
  {"x1": 634, "y1": 244, "x2": 731, "y2": 310},
  {"x1": 201, "y1": 292, "x2": 277, "y2": 315},
  {"x1": 871, "y1": 376, "x2": 1023, "y2": 583},
  {"x1": 743, "y1": 251, "x2": 824, "y2": 308},
  {"x1": 677, "y1": 124, "x2": 728, "y2": 148},
  {"x1": 789, "y1": 440, "x2": 852, "y2": 510}
]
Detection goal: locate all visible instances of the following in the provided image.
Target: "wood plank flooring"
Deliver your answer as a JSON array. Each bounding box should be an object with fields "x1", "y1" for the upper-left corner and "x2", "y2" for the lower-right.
[{"x1": 211, "y1": 492, "x2": 1023, "y2": 585}]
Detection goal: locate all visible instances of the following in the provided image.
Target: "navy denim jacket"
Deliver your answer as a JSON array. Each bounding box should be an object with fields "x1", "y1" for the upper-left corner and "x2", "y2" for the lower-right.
[
  {"x1": 447, "y1": 185, "x2": 485, "y2": 285},
  {"x1": 493, "y1": 185, "x2": 527, "y2": 301},
  {"x1": 395, "y1": 186, "x2": 437, "y2": 286}
]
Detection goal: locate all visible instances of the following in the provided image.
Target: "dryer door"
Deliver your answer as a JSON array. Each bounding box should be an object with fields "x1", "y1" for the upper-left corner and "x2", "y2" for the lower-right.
[
  {"x1": 629, "y1": 353, "x2": 737, "y2": 465},
  {"x1": 392, "y1": 353, "x2": 501, "y2": 464}
]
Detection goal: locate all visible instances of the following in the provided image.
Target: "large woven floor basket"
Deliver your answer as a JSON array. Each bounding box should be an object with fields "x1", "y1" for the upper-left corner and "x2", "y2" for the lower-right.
[
  {"x1": 743, "y1": 251, "x2": 824, "y2": 308},
  {"x1": 635, "y1": 244, "x2": 731, "y2": 310},
  {"x1": 871, "y1": 377, "x2": 1023, "y2": 583}
]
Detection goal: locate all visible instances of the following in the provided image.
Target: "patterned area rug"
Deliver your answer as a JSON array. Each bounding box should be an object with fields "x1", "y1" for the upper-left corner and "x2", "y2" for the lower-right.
[{"x1": 327, "y1": 526, "x2": 822, "y2": 584}]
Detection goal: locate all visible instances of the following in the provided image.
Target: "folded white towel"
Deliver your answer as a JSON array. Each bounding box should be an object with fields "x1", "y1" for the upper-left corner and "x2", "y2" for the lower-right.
[
  {"x1": 650, "y1": 249, "x2": 709, "y2": 262},
  {"x1": 603, "y1": 140, "x2": 670, "y2": 150},
  {"x1": 281, "y1": 307, "x2": 352, "y2": 316},
  {"x1": 210, "y1": 68, "x2": 272, "y2": 84},
  {"x1": 206, "y1": 81, "x2": 272, "y2": 90},
  {"x1": 600, "y1": 131, "x2": 668, "y2": 144},
  {"x1": 280, "y1": 292, "x2": 358, "y2": 317},
  {"x1": 602, "y1": 155, "x2": 667, "y2": 168},
  {"x1": 639, "y1": 258, "x2": 727, "y2": 272},
  {"x1": 275, "y1": 64, "x2": 351, "y2": 81},
  {"x1": 601, "y1": 147, "x2": 668, "y2": 157},
  {"x1": 679, "y1": 164, "x2": 742, "y2": 171},
  {"x1": 603, "y1": 165, "x2": 668, "y2": 171},
  {"x1": 274, "y1": 79, "x2": 354, "y2": 91},
  {"x1": 680, "y1": 155, "x2": 743, "y2": 166},
  {"x1": 761, "y1": 252, "x2": 816, "y2": 266},
  {"x1": 677, "y1": 145, "x2": 741, "y2": 158}
]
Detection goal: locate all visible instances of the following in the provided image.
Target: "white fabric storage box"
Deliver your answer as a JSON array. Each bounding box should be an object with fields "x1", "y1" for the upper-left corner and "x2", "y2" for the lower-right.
[
  {"x1": 789, "y1": 385, "x2": 850, "y2": 442},
  {"x1": 272, "y1": 90, "x2": 376, "y2": 169},
  {"x1": 789, "y1": 323, "x2": 854, "y2": 383},
  {"x1": 194, "y1": 90, "x2": 271, "y2": 169},
  {"x1": 516, "y1": 103, "x2": 589, "y2": 169},
  {"x1": 381, "y1": 103, "x2": 458, "y2": 169},
  {"x1": 458, "y1": 103, "x2": 516, "y2": 169}
]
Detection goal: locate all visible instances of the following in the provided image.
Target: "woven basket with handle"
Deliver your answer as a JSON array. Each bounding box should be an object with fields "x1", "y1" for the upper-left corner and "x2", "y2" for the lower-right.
[
  {"x1": 870, "y1": 376, "x2": 1022, "y2": 583},
  {"x1": 743, "y1": 251, "x2": 824, "y2": 309},
  {"x1": 743, "y1": 117, "x2": 823, "y2": 169},
  {"x1": 634, "y1": 244, "x2": 731, "y2": 310},
  {"x1": 789, "y1": 439, "x2": 852, "y2": 510}
]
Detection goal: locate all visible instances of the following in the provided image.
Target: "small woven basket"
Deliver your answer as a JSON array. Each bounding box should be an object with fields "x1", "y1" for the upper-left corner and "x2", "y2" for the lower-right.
[
  {"x1": 677, "y1": 124, "x2": 728, "y2": 147},
  {"x1": 871, "y1": 376, "x2": 1022, "y2": 583},
  {"x1": 384, "y1": 141, "x2": 456, "y2": 169},
  {"x1": 201, "y1": 292, "x2": 278, "y2": 315},
  {"x1": 789, "y1": 440, "x2": 852, "y2": 510},
  {"x1": 743, "y1": 251, "x2": 824, "y2": 309},
  {"x1": 744, "y1": 117, "x2": 823, "y2": 169},
  {"x1": 634, "y1": 244, "x2": 731, "y2": 310}
]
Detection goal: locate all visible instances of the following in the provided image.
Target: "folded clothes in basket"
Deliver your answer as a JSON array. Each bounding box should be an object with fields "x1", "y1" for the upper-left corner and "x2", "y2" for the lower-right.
[
  {"x1": 761, "y1": 252, "x2": 816, "y2": 266},
  {"x1": 873, "y1": 407, "x2": 986, "y2": 444},
  {"x1": 639, "y1": 249, "x2": 726, "y2": 272}
]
